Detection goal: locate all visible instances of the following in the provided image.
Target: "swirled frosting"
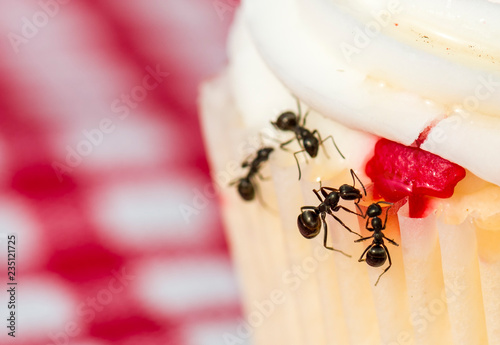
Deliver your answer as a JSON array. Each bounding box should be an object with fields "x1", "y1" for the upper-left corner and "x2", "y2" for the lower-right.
[{"x1": 234, "y1": 0, "x2": 500, "y2": 186}]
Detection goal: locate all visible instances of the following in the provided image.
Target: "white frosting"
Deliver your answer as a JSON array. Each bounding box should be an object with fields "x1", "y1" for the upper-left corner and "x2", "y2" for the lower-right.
[
  {"x1": 227, "y1": 12, "x2": 378, "y2": 180},
  {"x1": 234, "y1": 0, "x2": 500, "y2": 186}
]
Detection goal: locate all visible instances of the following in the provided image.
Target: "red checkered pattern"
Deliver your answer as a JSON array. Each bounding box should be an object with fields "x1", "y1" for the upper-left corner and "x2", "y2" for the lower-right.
[{"x1": 0, "y1": 1, "x2": 242, "y2": 344}]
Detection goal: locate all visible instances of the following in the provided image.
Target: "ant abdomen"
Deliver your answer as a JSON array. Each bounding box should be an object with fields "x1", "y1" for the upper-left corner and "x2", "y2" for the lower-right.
[
  {"x1": 237, "y1": 179, "x2": 255, "y2": 201},
  {"x1": 366, "y1": 245, "x2": 387, "y2": 267},
  {"x1": 297, "y1": 210, "x2": 321, "y2": 238},
  {"x1": 303, "y1": 136, "x2": 319, "y2": 157}
]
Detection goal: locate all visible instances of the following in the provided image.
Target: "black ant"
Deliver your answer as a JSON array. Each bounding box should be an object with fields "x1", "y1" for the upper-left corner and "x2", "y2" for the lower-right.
[
  {"x1": 271, "y1": 97, "x2": 344, "y2": 180},
  {"x1": 355, "y1": 201, "x2": 399, "y2": 286},
  {"x1": 230, "y1": 147, "x2": 274, "y2": 202},
  {"x1": 318, "y1": 169, "x2": 367, "y2": 216},
  {"x1": 297, "y1": 175, "x2": 365, "y2": 256}
]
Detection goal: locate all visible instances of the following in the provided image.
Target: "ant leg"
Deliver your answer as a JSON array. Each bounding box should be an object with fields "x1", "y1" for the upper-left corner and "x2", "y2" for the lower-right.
[
  {"x1": 378, "y1": 202, "x2": 393, "y2": 229},
  {"x1": 260, "y1": 130, "x2": 282, "y2": 146},
  {"x1": 295, "y1": 132, "x2": 309, "y2": 163},
  {"x1": 354, "y1": 201, "x2": 366, "y2": 218},
  {"x1": 280, "y1": 137, "x2": 296, "y2": 152},
  {"x1": 302, "y1": 110, "x2": 311, "y2": 126},
  {"x1": 319, "y1": 186, "x2": 341, "y2": 198},
  {"x1": 320, "y1": 186, "x2": 338, "y2": 192},
  {"x1": 334, "y1": 205, "x2": 365, "y2": 218},
  {"x1": 293, "y1": 149, "x2": 307, "y2": 180},
  {"x1": 330, "y1": 213, "x2": 362, "y2": 238},
  {"x1": 358, "y1": 244, "x2": 372, "y2": 262},
  {"x1": 313, "y1": 182, "x2": 330, "y2": 197},
  {"x1": 321, "y1": 213, "x2": 351, "y2": 257},
  {"x1": 312, "y1": 189, "x2": 324, "y2": 203},
  {"x1": 240, "y1": 152, "x2": 255, "y2": 168},
  {"x1": 325, "y1": 135, "x2": 345, "y2": 159},
  {"x1": 257, "y1": 172, "x2": 271, "y2": 181},
  {"x1": 228, "y1": 178, "x2": 240, "y2": 186},
  {"x1": 314, "y1": 131, "x2": 346, "y2": 160},
  {"x1": 382, "y1": 234, "x2": 399, "y2": 247},
  {"x1": 324, "y1": 135, "x2": 345, "y2": 159},
  {"x1": 374, "y1": 244, "x2": 392, "y2": 286},
  {"x1": 294, "y1": 95, "x2": 303, "y2": 124},
  {"x1": 350, "y1": 169, "x2": 366, "y2": 196},
  {"x1": 355, "y1": 236, "x2": 373, "y2": 243},
  {"x1": 365, "y1": 217, "x2": 373, "y2": 231}
]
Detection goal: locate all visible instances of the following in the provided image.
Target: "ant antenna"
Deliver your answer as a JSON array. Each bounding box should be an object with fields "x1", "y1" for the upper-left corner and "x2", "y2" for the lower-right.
[
  {"x1": 350, "y1": 169, "x2": 367, "y2": 196},
  {"x1": 316, "y1": 177, "x2": 322, "y2": 188},
  {"x1": 294, "y1": 95, "x2": 302, "y2": 121}
]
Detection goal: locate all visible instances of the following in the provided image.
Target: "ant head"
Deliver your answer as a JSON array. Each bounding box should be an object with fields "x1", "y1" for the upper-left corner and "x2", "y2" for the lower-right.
[
  {"x1": 275, "y1": 111, "x2": 297, "y2": 130},
  {"x1": 257, "y1": 147, "x2": 274, "y2": 160},
  {"x1": 366, "y1": 203, "x2": 383, "y2": 218},
  {"x1": 237, "y1": 179, "x2": 255, "y2": 201}
]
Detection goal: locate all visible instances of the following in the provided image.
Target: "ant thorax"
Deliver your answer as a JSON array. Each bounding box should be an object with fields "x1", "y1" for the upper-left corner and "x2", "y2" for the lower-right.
[
  {"x1": 297, "y1": 127, "x2": 311, "y2": 138},
  {"x1": 325, "y1": 192, "x2": 340, "y2": 206},
  {"x1": 373, "y1": 232, "x2": 384, "y2": 242},
  {"x1": 317, "y1": 203, "x2": 329, "y2": 214},
  {"x1": 371, "y1": 217, "x2": 382, "y2": 229}
]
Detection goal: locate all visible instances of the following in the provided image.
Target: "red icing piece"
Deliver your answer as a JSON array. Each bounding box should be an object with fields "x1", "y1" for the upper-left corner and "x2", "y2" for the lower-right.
[{"x1": 365, "y1": 139, "x2": 466, "y2": 218}]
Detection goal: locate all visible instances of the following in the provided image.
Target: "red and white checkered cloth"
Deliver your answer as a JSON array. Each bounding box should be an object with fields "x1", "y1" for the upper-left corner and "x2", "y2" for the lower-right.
[{"x1": 0, "y1": 1, "x2": 242, "y2": 344}]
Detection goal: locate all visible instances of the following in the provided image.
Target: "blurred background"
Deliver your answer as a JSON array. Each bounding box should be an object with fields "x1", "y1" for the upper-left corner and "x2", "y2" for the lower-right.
[{"x1": 0, "y1": 1, "x2": 243, "y2": 344}]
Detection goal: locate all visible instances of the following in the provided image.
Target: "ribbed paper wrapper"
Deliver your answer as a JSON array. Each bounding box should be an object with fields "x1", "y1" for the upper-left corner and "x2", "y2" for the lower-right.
[{"x1": 200, "y1": 71, "x2": 499, "y2": 345}]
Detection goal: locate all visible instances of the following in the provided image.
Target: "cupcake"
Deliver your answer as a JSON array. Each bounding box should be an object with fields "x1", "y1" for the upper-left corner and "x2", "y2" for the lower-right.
[{"x1": 200, "y1": 1, "x2": 500, "y2": 344}]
